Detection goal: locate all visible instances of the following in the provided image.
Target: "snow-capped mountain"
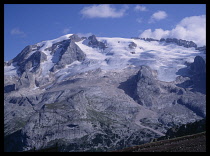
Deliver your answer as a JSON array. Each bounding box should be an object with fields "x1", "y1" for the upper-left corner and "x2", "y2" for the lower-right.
[{"x1": 4, "y1": 34, "x2": 206, "y2": 152}]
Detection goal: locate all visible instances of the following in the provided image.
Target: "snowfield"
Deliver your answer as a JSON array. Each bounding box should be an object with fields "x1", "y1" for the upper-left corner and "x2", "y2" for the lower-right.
[
  {"x1": 5, "y1": 34, "x2": 205, "y2": 82},
  {"x1": 77, "y1": 36, "x2": 205, "y2": 82}
]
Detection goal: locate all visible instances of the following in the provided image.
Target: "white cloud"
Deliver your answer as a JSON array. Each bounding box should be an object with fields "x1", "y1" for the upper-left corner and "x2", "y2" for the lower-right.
[
  {"x1": 80, "y1": 4, "x2": 128, "y2": 18},
  {"x1": 136, "y1": 18, "x2": 143, "y2": 23},
  {"x1": 10, "y1": 28, "x2": 26, "y2": 37},
  {"x1": 140, "y1": 29, "x2": 170, "y2": 39},
  {"x1": 149, "y1": 10, "x2": 167, "y2": 23},
  {"x1": 139, "y1": 15, "x2": 206, "y2": 46},
  {"x1": 169, "y1": 15, "x2": 206, "y2": 46},
  {"x1": 62, "y1": 28, "x2": 71, "y2": 34},
  {"x1": 134, "y1": 5, "x2": 147, "y2": 12}
]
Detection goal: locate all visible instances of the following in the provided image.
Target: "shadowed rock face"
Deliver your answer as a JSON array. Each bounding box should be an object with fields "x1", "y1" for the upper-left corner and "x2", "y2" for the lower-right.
[
  {"x1": 196, "y1": 46, "x2": 206, "y2": 53},
  {"x1": 190, "y1": 56, "x2": 206, "y2": 74},
  {"x1": 176, "y1": 55, "x2": 206, "y2": 94},
  {"x1": 51, "y1": 39, "x2": 86, "y2": 72},
  {"x1": 18, "y1": 51, "x2": 47, "y2": 74},
  {"x1": 12, "y1": 45, "x2": 38, "y2": 64},
  {"x1": 4, "y1": 84, "x2": 16, "y2": 93},
  {"x1": 128, "y1": 42, "x2": 137, "y2": 49},
  {"x1": 88, "y1": 35, "x2": 107, "y2": 49},
  {"x1": 160, "y1": 38, "x2": 197, "y2": 48}
]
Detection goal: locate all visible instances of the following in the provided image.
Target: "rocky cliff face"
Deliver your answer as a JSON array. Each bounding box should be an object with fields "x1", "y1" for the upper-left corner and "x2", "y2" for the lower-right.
[
  {"x1": 4, "y1": 34, "x2": 206, "y2": 152},
  {"x1": 160, "y1": 38, "x2": 197, "y2": 48},
  {"x1": 133, "y1": 37, "x2": 205, "y2": 52},
  {"x1": 87, "y1": 35, "x2": 107, "y2": 49}
]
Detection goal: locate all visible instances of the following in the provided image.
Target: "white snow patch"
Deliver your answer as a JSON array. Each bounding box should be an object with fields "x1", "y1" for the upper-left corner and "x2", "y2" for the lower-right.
[
  {"x1": 77, "y1": 37, "x2": 205, "y2": 82},
  {"x1": 4, "y1": 63, "x2": 19, "y2": 76},
  {"x1": 37, "y1": 34, "x2": 73, "y2": 52},
  {"x1": 5, "y1": 34, "x2": 205, "y2": 83},
  {"x1": 36, "y1": 34, "x2": 73, "y2": 76}
]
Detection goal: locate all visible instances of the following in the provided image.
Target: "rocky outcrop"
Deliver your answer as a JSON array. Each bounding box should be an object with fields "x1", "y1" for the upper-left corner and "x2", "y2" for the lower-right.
[
  {"x1": 190, "y1": 56, "x2": 206, "y2": 74},
  {"x1": 88, "y1": 35, "x2": 107, "y2": 49},
  {"x1": 134, "y1": 66, "x2": 160, "y2": 107},
  {"x1": 4, "y1": 61, "x2": 8, "y2": 66},
  {"x1": 133, "y1": 37, "x2": 205, "y2": 52},
  {"x1": 177, "y1": 55, "x2": 206, "y2": 94},
  {"x1": 18, "y1": 51, "x2": 47, "y2": 74},
  {"x1": 133, "y1": 64, "x2": 205, "y2": 119},
  {"x1": 160, "y1": 38, "x2": 197, "y2": 48},
  {"x1": 51, "y1": 39, "x2": 86, "y2": 72},
  {"x1": 69, "y1": 34, "x2": 82, "y2": 42},
  {"x1": 128, "y1": 42, "x2": 137, "y2": 49},
  {"x1": 4, "y1": 84, "x2": 16, "y2": 93},
  {"x1": 196, "y1": 46, "x2": 206, "y2": 53},
  {"x1": 139, "y1": 38, "x2": 159, "y2": 42},
  {"x1": 190, "y1": 56, "x2": 206, "y2": 94}
]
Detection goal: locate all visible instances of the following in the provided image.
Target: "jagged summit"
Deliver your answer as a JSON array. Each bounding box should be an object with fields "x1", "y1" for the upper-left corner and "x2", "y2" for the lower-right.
[
  {"x1": 5, "y1": 34, "x2": 205, "y2": 80},
  {"x1": 132, "y1": 37, "x2": 206, "y2": 52}
]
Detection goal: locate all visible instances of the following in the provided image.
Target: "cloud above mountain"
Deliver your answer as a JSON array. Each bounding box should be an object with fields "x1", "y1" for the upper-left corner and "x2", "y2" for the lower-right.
[
  {"x1": 10, "y1": 28, "x2": 26, "y2": 37},
  {"x1": 140, "y1": 15, "x2": 206, "y2": 46},
  {"x1": 80, "y1": 4, "x2": 129, "y2": 18},
  {"x1": 149, "y1": 10, "x2": 168, "y2": 23}
]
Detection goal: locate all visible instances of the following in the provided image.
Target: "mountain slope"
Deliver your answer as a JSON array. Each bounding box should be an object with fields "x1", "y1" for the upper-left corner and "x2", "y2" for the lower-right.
[
  {"x1": 4, "y1": 34, "x2": 206, "y2": 152},
  {"x1": 114, "y1": 131, "x2": 206, "y2": 152}
]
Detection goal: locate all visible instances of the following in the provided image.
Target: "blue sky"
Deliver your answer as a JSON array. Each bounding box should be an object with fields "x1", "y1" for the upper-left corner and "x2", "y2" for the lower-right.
[{"x1": 4, "y1": 4, "x2": 206, "y2": 61}]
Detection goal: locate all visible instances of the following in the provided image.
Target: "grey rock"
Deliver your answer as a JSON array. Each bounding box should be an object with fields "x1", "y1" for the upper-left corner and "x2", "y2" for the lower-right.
[
  {"x1": 190, "y1": 56, "x2": 206, "y2": 74},
  {"x1": 51, "y1": 40, "x2": 86, "y2": 72},
  {"x1": 69, "y1": 34, "x2": 82, "y2": 42},
  {"x1": 134, "y1": 66, "x2": 161, "y2": 107},
  {"x1": 196, "y1": 46, "x2": 206, "y2": 53},
  {"x1": 88, "y1": 35, "x2": 107, "y2": 49},
  {"x1": 22, "y1": 51, "x2": 47, "y2": 72},
  {"x1": 140, "y1": 38, "x2": 159, "y2": 42},
  {"x1": 128, "y1": 42, "x2": 137, "y2": 49},
  {"x1": 177, "y1": 92, "x2": 206, "y2": 118},
  {"x1": 176, "y1": 56, "x2": 206, "y2": 94},
  {"x1": 160, "y1": 38, "x2": 197, "y2": 48},
  {"x1": 133, "y1": 65, "x2": 205, "y2": 122},
  {"x1": 4, "y1": 84, "x2": 16, "y2": 93}
]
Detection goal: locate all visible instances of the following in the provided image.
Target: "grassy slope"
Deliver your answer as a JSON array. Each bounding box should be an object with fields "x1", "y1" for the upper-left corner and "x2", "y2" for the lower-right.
[{"x1": 113, "y1": 131, "x2": 206, "y2": 152}]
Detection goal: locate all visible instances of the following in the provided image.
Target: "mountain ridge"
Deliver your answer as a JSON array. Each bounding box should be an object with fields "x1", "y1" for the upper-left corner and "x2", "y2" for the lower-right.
[{"x1": 4, "y1": 34, "x2": 206, "y2": 152}]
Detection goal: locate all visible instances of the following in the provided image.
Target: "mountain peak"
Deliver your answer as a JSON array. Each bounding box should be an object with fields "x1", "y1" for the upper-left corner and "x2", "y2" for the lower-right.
[{"x1": 4, "y1": 33, "x2": 206, "y2": 152}]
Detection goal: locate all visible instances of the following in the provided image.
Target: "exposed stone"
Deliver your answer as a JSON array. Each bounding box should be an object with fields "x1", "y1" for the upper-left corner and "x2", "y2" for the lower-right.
[
  {"x1": 190, "y1": 56, "x2": 206, "y2": 74},
  {"x1": 88, "y1": 35, "x2": 107, "y2": 49},
  {"x1": 128, "y1": 42, "x2": 137, "y2": 49}
]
